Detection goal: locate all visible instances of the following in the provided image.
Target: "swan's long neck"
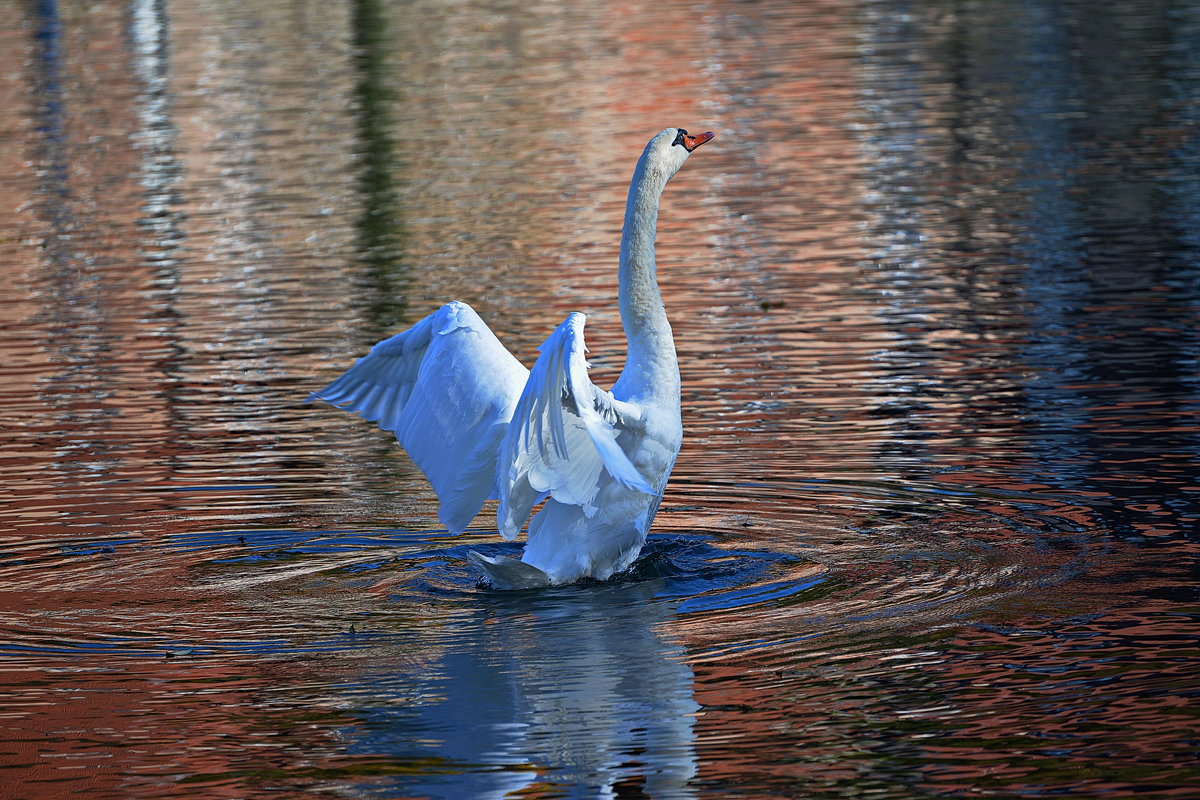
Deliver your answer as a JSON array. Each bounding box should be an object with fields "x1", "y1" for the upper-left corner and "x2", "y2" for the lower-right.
[{"x1": 616, "y1": 154, "x2": 679, "y2": 405}]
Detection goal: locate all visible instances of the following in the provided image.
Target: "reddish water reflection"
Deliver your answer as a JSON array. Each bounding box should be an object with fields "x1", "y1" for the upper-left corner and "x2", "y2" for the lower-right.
[{"x1": 1, "y1": 0, "x2": 1198, "y2": 798}]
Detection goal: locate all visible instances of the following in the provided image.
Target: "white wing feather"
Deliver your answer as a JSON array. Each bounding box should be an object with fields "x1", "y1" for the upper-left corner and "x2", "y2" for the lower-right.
[
  {"x1": 497, "y1": 313, "x2": 653, "y2": 540},
  {"x1": 312, "y1": 301, "x2": 527, "y2": 533}
]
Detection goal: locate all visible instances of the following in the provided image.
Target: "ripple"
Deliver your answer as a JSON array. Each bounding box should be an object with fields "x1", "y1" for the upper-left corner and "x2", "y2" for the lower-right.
[
  {"x1": 384, "y1": 533, "x2": 830, "y2": 605},
  {"x1": 0, "y1": 482, "x2": 1099, "y2": 671}
]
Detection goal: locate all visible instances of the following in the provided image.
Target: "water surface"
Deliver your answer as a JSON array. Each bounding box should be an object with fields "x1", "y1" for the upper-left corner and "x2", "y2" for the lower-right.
[{"x1": 1, "y1": 0, "x2": 1198, "y2": 798}]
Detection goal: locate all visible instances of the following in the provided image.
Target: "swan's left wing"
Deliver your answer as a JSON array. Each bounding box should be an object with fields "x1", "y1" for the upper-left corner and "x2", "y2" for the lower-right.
[
  {"x1": 496, "y1": 313, "x2": 653, "y2": 539},
  {"x1": 311, "y1": 301, "x2": 528, "y2": 534}
]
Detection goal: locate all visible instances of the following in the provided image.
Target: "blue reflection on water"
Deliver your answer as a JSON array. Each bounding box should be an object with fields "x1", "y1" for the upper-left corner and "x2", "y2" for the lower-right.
[
  {"x1": 326, "y1": 535, "x2": 822, "y2": 799},
  {"x1": 346, "y1": 577, "x2": 701, "y2": 799}
]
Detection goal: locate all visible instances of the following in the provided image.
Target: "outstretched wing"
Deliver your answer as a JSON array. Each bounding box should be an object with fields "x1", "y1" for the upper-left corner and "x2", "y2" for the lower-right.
[
  {"x1": 496, "y1": 313, "x2": 654, "y2": 540},
  {"x1": 312, "y1": 301, "x2": 528, "y2": 533}
]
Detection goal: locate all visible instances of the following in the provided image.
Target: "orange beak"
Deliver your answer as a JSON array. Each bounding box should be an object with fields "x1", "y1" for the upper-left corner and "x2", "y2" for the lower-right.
[{"x1": 682, "y1": 130, "x2": 715, "y2": 152}]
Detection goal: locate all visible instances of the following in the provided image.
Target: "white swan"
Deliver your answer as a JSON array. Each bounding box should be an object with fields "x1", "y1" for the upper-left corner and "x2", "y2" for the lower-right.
[{"x1": 313, "y1": 127, "x2": 714, "y2": 588}]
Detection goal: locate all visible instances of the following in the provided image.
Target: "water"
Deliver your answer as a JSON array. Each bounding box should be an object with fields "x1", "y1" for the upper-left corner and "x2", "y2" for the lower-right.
[{"x1": 1, "y1": 0, "x2": 1198, "y2": 797}]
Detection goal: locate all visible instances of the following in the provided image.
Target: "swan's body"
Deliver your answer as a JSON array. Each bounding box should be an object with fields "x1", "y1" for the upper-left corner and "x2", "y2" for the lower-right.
[{"x1": 313, "y1": 127, "x2": 714, "y2": 588}]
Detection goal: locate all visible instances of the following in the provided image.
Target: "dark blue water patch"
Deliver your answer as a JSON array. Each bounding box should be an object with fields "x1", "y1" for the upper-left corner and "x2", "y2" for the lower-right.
[
  {"x1": 57, "y1": 537, "x2": 140, "y2": 556},
  {"x1": 165, "y1": 527, "x2": 448, "y2": 554},
  {"x1": 0, "y1": 630, "x2": 394, "y2": 663},
  {"x1": 675, "y1": 575, "x2": 827, "y2": 615},
  {"x1": 634, "y1": 536, "x2": 832, "y2": 613},
  {"x1": 393, "y1": 534, "x2": 831, "y2": 613}
]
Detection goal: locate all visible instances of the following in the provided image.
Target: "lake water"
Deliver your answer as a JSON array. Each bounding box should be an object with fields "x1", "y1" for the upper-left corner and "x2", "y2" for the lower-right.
[{"x1": 1, "y1": 0, "x2": 1198, "y2": 797}]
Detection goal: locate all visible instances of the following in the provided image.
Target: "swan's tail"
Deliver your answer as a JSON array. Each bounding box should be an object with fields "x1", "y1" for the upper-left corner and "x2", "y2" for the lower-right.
[{"x1": 467, "y1": 551, "x2": 552, "y2": 590}]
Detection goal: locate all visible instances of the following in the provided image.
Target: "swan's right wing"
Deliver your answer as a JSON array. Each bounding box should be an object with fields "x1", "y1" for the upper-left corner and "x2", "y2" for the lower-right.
[
  {"x1": 496, "y1": 313, "x2": 654, "y2": 539},
  {"x1": 312, "y1": 301, "x2": 528, "y2": 533}
]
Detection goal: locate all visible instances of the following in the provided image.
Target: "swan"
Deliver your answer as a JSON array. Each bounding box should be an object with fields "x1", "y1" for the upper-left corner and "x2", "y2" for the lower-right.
[{"x1": 312, "y1": 126, "x2": 715, "y2": 589}]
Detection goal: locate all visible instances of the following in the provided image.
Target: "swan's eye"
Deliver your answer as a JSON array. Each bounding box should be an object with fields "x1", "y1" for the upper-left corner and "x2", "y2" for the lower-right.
[{"x1": 672, "y1": 129, "x2": 689, "y2": 148}]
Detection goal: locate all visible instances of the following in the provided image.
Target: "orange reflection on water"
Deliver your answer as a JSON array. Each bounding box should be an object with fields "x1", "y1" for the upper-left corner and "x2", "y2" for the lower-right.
[{"x1": 1, "y1": 0, "x2": 1198, "y2": 798}]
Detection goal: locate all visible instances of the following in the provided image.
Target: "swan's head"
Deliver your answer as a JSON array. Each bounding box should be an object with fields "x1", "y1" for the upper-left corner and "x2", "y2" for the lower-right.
[{"x1": 643, "y1": 127, "x2": 715, "y2": 178}]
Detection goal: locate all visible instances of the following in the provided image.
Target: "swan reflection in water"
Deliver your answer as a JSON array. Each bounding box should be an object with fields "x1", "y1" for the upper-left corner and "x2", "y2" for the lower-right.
[{"x1": 347, "y1": 578, "x2": 699, "y2": 799}]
